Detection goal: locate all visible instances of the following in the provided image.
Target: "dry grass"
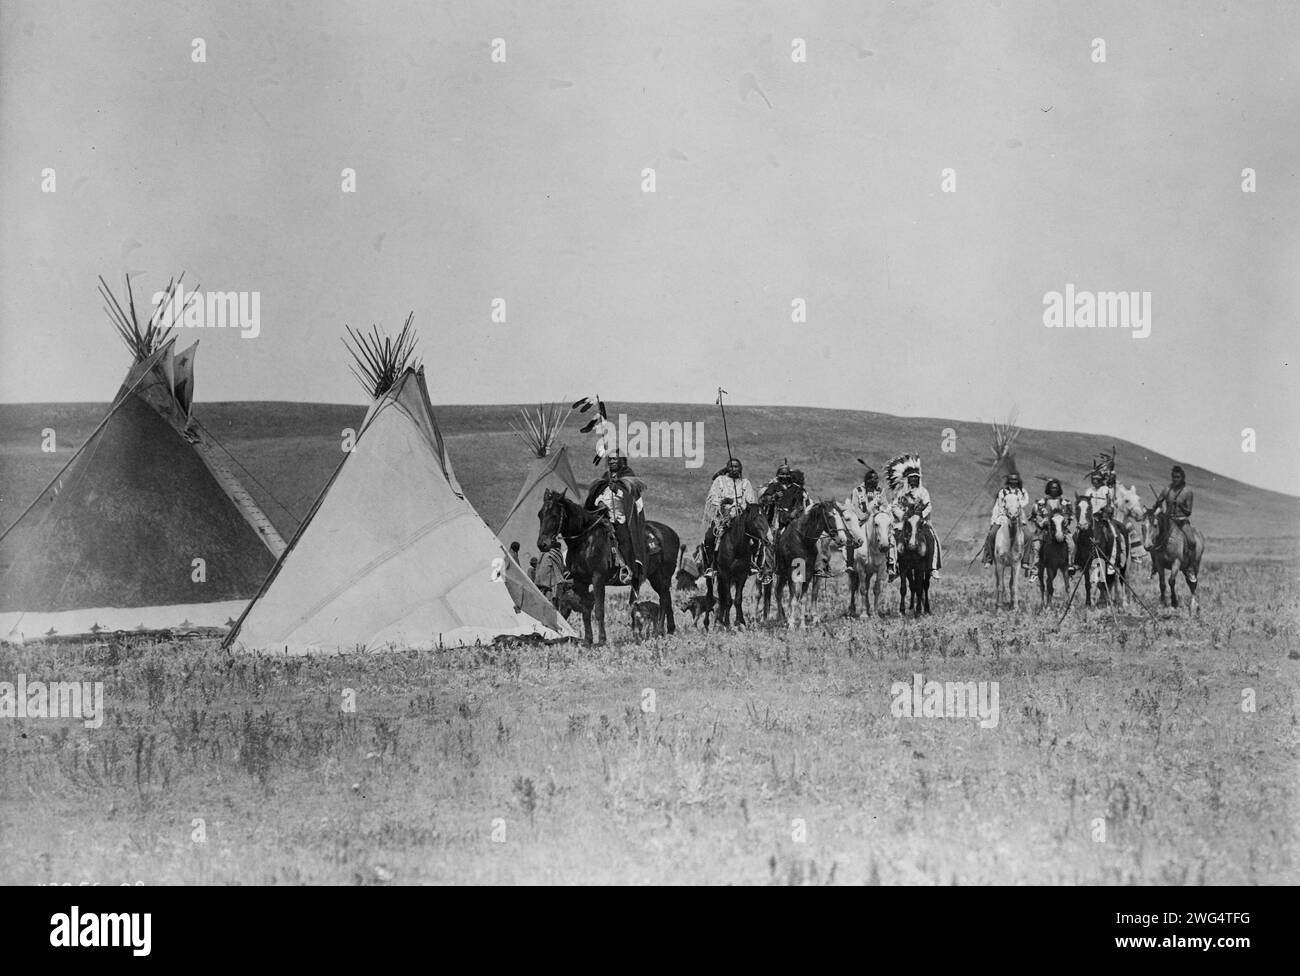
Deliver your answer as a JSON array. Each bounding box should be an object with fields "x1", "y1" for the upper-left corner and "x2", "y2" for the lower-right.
[{"x1": 1, "y1": 559, "x2": 1296, "y2": 885}]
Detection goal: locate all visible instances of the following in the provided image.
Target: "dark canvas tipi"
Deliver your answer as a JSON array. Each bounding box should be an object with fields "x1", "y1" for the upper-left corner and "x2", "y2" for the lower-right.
[{"x1": 0, "y1": 278, "x2": 285, "y2": 641}]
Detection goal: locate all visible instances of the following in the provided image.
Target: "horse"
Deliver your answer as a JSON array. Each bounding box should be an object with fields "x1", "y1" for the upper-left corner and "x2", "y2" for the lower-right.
[
  {"x1": 1141, "y1": 508, "x2": 1205, "y2": 612},
  {"x1": 1073, "y1": 496, "x2": 1129, "y2": 609},
  {"x1": 991, "y1": 505, "x2": 1027, "y2": 611},
  {"x1": 536, "y1": 488, "x2": 680, "y2": 645},
  {"x1": 757, "y1": 481, "x2": 808, "y2": 615},
  {"x1": 897, "y1": 506, "x2": 936, "y2": 616},
  {"x1": 707, "y1": 503, "x2": 774, "y2": 629},
  {"x1": 1035, "y1": 511, "x2": 1072, "y2": 608},
  {"x1": 771, "y1": 500, "x2": 844, "y2": 628},
  {"x1": 1111, "y1": 485, "x2": 1149, "y2": 576},
  {"x1": 848, "y1": 509, "x2": 893, "y2": 617}
]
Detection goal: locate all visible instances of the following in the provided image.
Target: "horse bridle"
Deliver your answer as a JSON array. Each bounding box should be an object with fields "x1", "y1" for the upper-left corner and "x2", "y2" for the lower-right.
[{"x1": 542, "y1": 491, "x2": 602, "y2": 551}]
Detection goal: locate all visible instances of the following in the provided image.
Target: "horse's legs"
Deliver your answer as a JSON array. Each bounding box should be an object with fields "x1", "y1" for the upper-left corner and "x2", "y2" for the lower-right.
[
  {"x1": 922, "y1": 572, "x2": 932, "y2": 615},
  {"x1": 651, "y1": 575, "x2": 675, "y2": 635},
  {"x1": 1168, "y1": 558, "x2": 1181, "y2": 609},
  {"x1": 899, "y1": 570, "x2": 908, "y2": 614},
  {"x1": 848, "y1": 567, "x2": 859, "y2": 617},
  {"x1": 591, "y1": 577, "x2": 608, "y2": 644},
  {"x1": 733, "y1": 578, "x2": 746, "y2": 628},
  {"x1": 576, "y1": 581, "x2": 594, "y2": 644}
]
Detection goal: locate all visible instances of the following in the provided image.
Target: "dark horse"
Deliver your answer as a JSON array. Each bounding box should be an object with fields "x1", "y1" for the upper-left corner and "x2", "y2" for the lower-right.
[
  {"x1": 757, "y1": 480, "x2": 807, "y2": 614},
  {"x1": 707, "y1": 504, "x2": 774, "y2": 628},
  {"x1": 537, "y1": 489, "x2": 680, "y2": 645},
  {"x1": 1035, "y1": 511, "x2": 1071, "y2": 608},
  {"x1": 771, "y1": 501, "x2": 844, "y2": 628},
  {"x1": 1073, "y1": 497, "x2": 1128, "y2": 609},
  {"x1": 898, "y1": 506, "x2": 935, "y2": 616}
]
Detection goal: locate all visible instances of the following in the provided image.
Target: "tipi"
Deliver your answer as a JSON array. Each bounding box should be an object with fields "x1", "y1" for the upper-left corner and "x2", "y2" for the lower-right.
[
  {"x1": 498, "y1": 403, "x2": 582, "y2": 569},
  {"x1": 0, "y1": 276, "x2": 286, "y2": 642},
  {"x1": 226, "y1": 317, "x2": 573, "y2": 653}
]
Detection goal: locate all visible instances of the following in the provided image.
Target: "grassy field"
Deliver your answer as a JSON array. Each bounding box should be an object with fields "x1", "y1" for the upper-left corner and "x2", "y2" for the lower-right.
[{"x1": 2, "y1": 552, "x2": 1296, "y2": 885}]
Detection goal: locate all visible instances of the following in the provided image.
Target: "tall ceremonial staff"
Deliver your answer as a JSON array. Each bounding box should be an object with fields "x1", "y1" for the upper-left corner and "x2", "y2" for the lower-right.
[{"x1": 716, "y1": 387, "x2": 739, "y2": 508}]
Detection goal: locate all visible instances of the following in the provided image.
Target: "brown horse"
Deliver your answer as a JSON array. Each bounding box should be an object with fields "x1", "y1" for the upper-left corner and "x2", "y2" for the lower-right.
[
  {"x1": 1141, "y1": 509, "x2": 1205, "y2": 612},
  {"x1": 848, "y1": 509, "x2": 892, "y2": 617},
  {"x1": 707, "y1": 504, "x2": 774, "y2": 629},
  {"x1": 1036, "y1": 511, "x2": 1071, "y2": 609},
  {"x1": 536, "y1": 489, "x2": 679, "y2": 645},
  {"x1": 771, "y1": 501, "x2": 844, "y2": 628},
  {"x1": 898, "y1": 507, "x2": 935, "y2": 615}
]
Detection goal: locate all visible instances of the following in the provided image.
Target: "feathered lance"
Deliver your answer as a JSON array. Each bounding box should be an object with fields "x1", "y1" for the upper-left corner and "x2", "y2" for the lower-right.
[{"x1": 716, "y1": 387, "x2": 739, "y2": 507}]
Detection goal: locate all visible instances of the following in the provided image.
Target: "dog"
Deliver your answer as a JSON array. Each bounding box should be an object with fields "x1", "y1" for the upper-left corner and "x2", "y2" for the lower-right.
[{"x1": 629, "y1": 600, "x2": 664, "y2": 640}]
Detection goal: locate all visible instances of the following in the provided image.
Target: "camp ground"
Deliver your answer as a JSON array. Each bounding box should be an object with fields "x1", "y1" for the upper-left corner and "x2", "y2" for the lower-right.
[{"x1": 0, "y1": 289, "x2": 573, "y2": 650}]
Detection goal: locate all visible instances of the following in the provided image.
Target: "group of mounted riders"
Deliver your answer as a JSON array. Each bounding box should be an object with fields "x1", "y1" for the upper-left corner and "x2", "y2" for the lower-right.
[
  {"x1": 534, "y1": 441, "x2": 1203, "y2": 641},
  {"x1": 976, "y1": 457, "x2": 1197, "y2": 587}
]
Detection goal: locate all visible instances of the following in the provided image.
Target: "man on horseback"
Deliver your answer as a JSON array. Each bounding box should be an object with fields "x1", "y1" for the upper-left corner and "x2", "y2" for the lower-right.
[
  {"x1": 981, "y1": 472, "x2": 1029, "y2": 566},
  {"x1": 889, "y1": 456, "x2": 942, "y2": 578},
  {"x1": 845, "y1": 466, "x2": 898, "y2": 577},
  {"x1": 701, "y1": 457, "x2": 756, "y2": 577},
  {"x1": 1151, "y1": 464, "x2": 1195, "y2": 558},
  {"x1": 1082, "y1": 459, "x2": 1119, "y2": 574},
  {"x1": 759, "y1": 461, "x2": 812, "y2": 532},
  {"x1": 1084, "y1": 467, "x2": 1114, "y2": 518},
  {"x1": 586, "y1": 452, "x2": 648, "y2": 585},
  {"x1": 1026, "y1": 477, "x2": 1074, "y2": 578}
]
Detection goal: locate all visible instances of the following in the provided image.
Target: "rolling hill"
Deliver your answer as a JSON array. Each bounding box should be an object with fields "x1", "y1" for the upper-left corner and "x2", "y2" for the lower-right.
[{"x1": 2, "y1": 401, "x2": 1296, "y2": 552}]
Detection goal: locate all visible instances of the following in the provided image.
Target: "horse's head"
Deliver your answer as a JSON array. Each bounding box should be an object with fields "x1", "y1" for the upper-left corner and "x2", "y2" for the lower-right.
[
  {"x1": 811, "y1": 501, "x2": 846, "y2": 547},
  {"x1": 1113, "y1": 484, "x2": 1145, "y2": 528},
  {"x1": 1140, "y1": 505, "x2": 1167, "y2": 550},
  {"x1": 870, "y1": 510, "x2": 894, "y2": 550},
  {"x1": 536, "y1": 488, "x2": 567, "y2": 552},
  {"x1": 1074, "y1": 494, "x2": 1092, "y2": 530},
  {"x1": 742, "y1": 504, "x2": 776, "y2": 546},
  {"x1": 902, "y1": 510, "x2": 923, "y2": 551},
  {"x1": 1048, "y1": 511, "x2": 1068, "y2": 543}
]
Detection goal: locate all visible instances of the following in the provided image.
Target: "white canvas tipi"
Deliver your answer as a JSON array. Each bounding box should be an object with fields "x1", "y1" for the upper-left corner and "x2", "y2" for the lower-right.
[{"x1": 227, "y1": 321, "x2": 572, "y2": 652}]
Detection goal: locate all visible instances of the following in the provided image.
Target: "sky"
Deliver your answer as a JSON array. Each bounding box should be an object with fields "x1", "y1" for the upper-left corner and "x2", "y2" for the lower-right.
[{"x1": 1, "y1": 0, "x2": 1296, "y2": 492}]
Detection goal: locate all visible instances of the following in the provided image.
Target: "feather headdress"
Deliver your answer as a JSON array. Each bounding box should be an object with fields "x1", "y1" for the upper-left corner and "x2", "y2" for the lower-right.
[{"x1": 885, "y1": 452, "x2": 922, "y2": 492}]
